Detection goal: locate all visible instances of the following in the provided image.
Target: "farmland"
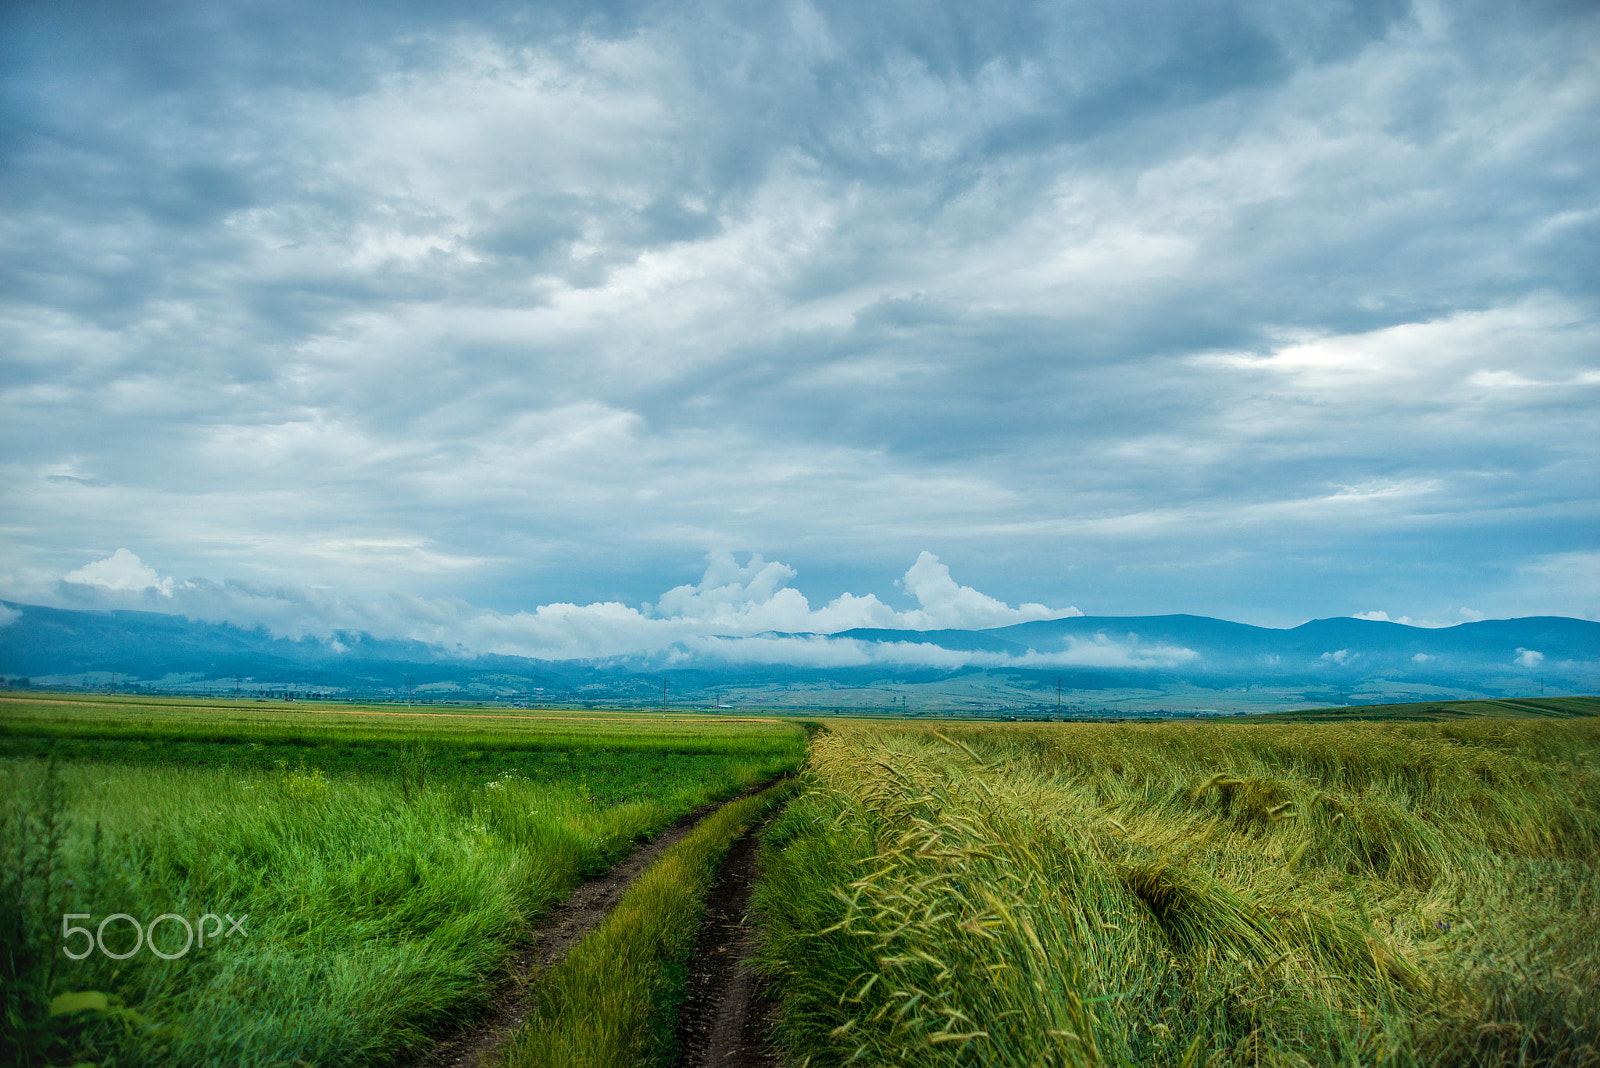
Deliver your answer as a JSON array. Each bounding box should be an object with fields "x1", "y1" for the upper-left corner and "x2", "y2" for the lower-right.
[
  {"x1": 4, "y1": 691, "x2": 1598, "y2": 1067},
  {"x1": 0, "y1": 693, "x2": 805, "y2": 1066},
  {"x1": 756, "y1": 711, "x2": 1600, "y2": 1066}
]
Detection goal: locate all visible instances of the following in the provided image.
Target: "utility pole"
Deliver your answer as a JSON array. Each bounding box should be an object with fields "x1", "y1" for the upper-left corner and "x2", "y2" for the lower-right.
[
  {"x1": 661, "y1": 678, "x2": 668, "y2": 713},
  {"x1": 1058, "y1": 676, "x2": 1062, "y2": 715},
  {"x1": 1540, "y1": 677, "x2": 1544, "y2": 698},
  {"x1": 408, "y1": 674, "x2": 414, "y2": 708}
]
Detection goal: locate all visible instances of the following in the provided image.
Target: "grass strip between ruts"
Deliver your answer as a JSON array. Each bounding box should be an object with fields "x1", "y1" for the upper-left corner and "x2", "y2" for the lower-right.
[{"x1": 501, "y1": 778, "x2": 798, "y2": 1068}]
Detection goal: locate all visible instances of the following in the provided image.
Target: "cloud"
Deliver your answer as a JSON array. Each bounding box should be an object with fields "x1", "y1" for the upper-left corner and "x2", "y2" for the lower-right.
[
  {"x1": 437, "y1": 550, "x2": 1082, "y2": 658},
  {"x1": 681, "y1": 632, "x2": 1195, "y2": 670},
  {"x1": 1320, "y1": 649, "x2": 1355, "y2": 665},
  {"x1": 647, "y1": 552, "x2": 818, "y2": 632},
  {"x1": 897, "y1": 551, "x2": 1066, "y2": 629},
  {"x1": 1411, "y1": 652, "x2": 1433, "y2": 663},
  {"x1": 1353, "y1": 609, "x2": 1405, "y2": 623},
  {"x1": 0, "y1": 603, "x2": 19, "y2": 628},
  {"x1": 638, "y1": 549, "x2": 1076, "y2": 638},
  {"x1": 0, "y1": 0, "x2": 1596, "y2": 629},
  {"x1": 12, "y1": 547, "x2": 1085, "y2": 663},
  {"x1": 1515, "y1": 648, "x2": 1544, "y2": 668},
  {"x1": 1351, "y1": 610, "x2": 1454, "y2": 628},
  {"x1": 63, "y1": 550, "x2": 174, "y2": 596}
]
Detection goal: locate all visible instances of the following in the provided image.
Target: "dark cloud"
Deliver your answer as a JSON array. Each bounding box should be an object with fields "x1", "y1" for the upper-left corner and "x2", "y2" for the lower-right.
[{"x1": 0, "y1": 0, "x2": 1596, "y2": 634}]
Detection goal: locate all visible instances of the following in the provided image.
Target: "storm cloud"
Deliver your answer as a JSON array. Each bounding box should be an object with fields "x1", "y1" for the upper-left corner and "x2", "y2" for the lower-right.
[{"x1": 1, "y1": 0, "x2": 1596, "y2": 634}]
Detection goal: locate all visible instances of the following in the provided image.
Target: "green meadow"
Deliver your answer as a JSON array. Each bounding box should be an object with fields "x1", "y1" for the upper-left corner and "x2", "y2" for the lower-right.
[{"x1": 0, "y1": 693, "x2": 805, "y2": 1067}]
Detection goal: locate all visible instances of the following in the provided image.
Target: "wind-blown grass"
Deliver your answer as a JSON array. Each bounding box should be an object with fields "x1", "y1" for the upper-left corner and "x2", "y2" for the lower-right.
[{"x1": 756, "y1": 719, "x2": 1600, "y2": 1067}]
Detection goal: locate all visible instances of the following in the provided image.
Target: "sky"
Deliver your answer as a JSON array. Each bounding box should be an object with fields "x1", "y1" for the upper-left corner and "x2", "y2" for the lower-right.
[{"x1": 1, "y1": 0, "x2": 1597, "y2": 660}]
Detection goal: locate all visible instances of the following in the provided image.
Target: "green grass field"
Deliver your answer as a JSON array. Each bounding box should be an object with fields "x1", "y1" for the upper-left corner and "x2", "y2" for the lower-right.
[
  {"x1": 8, "y1": 692, "x2": 1599, "y2": 1067},
  {"x1": 756, "y1": 713, "x2": 1600, "y2": 1067},
  {"x1": 0, "y1": 693, "x2": 805, "y2": 1067}
]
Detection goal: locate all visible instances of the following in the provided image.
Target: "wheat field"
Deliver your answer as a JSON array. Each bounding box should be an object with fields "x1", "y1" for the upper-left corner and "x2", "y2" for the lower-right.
[{"x1": 756, "y1": 717, "x2": 1600, "y2": 1067}]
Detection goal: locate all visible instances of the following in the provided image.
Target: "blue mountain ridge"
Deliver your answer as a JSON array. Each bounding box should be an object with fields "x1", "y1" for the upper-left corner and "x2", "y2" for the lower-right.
[{"x1": 1, "y1": 601, "x2": 1596, "y2": 705}]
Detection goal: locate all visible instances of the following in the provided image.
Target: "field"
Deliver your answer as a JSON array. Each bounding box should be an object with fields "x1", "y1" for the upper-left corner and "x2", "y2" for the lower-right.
[
  {"x1": 1250, "y1": 696, "x2": 1600, "y2": 723},
  {"x1": 5, "y1": 692, "x2": 1598, "y2": 1067},
  {"x1": 756, "y1": 712, "x2": 1600, "y2": 1067},
  {"x1": 0, "y1": 693, "x2": 806, "y2": 1066}
]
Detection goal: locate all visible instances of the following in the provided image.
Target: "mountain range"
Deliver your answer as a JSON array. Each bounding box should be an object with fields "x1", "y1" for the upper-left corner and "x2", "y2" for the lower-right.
[{"x1": 1, "y1": 601, "x2": 1595, "y2": 714}]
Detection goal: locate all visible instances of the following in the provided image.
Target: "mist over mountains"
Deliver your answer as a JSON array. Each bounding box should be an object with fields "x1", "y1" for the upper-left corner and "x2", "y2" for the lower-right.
[{"x1": 2, "y1": 601, "x2": 1593, "y2": 714}]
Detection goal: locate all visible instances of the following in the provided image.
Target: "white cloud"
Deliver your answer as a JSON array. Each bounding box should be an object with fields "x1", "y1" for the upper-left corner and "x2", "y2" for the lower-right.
[
  {"x1": 63, "y1": 549, "x2": 174, "y2": 596},
  {"x1": 636, "y1": 550, "x2": 1074, "y2": 639},
  {"x1": 682, "y1": 631, "x2": 1195, "y2": 670},
  {"x1": 896, "y1": 551, "x2": 1067, "y2": 629},
  {"x1": 0, "y1": 603, "x2": 19, "y2": 628},
  {"x1": 1467, "y1": 370, "x2": 1540, "y2": 390},
  {"x1": 19, "y1": 548, "x2": 1084, "y2": 663},
  {"x1": 1515, "y1": 647, "x2": 1544, "y2": 668},
  {"x1": 1352, "y1": 610, "x2": 1454, "y2": 628},
  {"x1": 1412, "y1": 652, "x2": 1433, "y2": 663},
  {"x1": 1320, "y1": 649, "x2": 1355, "y2": 665},
  {"x1": 1198, "y1": 299, "x2": 1597, "y2": 404},
  {"x1": 648, "y1": 552, "x2": 816, "y2": 631}
]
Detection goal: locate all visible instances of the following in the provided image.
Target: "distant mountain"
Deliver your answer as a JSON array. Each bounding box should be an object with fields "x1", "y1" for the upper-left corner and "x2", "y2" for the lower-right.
[
  {"x1": 882, "y1": 613, "x2": 1594, "y2": 682},
  {"x1": 0, "y1": 602, "x2": 602, "y2": 698},
  {"x1": 1, "y1": 601, "x2": 1595, "y2": 713}
]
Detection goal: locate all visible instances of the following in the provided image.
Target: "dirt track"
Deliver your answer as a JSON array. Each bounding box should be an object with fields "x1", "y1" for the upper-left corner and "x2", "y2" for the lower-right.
[
  {"x1": 405, "y1": 783, "x2": 782, "y2": 1068},
  {"x1": 671, "y1": 823, "x2": 780, "y2": 1068}
]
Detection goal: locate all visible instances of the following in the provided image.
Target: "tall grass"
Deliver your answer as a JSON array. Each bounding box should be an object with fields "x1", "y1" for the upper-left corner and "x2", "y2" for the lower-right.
[
  {"x1": 502, "y1": 779, "x2": 798, "y2": 1068},
  {"x1": 756, "y1": 719, "x2": 1600, "y2": 1067},
  {"x1": 0, "y1": 742, "x2": 798, "y2": 1066}
]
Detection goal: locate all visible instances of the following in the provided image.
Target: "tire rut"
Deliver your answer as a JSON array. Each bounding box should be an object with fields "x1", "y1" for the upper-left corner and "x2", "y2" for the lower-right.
[
  {"x1": 404, "y1": 779, "x2": 783, "y2": 1068},
  {"x1": 672, "y1": 819, "x2": 781, "y2": 1068}
]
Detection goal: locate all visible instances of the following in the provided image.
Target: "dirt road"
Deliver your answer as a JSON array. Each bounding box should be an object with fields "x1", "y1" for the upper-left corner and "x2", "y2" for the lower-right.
[
  {"x1": 672, "y1": 822, "x2": 781, "y2": 1068},
  {"x1": 407, "y1": 781, "x2": 784, "y2": 1068}
]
